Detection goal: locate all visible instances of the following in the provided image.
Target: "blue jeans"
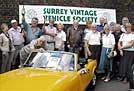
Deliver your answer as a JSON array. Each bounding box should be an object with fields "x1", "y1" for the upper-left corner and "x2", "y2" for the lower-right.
[{"x1": 98, "y1": 47, "x2": 113, "y2": 72}]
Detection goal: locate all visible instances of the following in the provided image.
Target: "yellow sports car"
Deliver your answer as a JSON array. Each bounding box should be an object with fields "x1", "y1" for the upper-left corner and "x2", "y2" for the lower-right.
[{"x1": 0, "y1": 51, "x2": 97, "y2": 91}]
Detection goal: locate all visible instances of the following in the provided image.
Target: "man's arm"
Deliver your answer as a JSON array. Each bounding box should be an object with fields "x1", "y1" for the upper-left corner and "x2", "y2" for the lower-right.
[
  {"x1": 84, "y1": 40, "x2": 91, "y2": 56},
  {"x1": 42, "y1": 25, "x2": 56, "y2": 37},
  {"x1": 120, "y1": 40, "x2": 134, "y2": 49},
  {"x1": 22, "y1": 16, "x2": 28, "y2": 31},
  {"x1": 66, "y1": 27, "x2": 71, "y2": 45}
]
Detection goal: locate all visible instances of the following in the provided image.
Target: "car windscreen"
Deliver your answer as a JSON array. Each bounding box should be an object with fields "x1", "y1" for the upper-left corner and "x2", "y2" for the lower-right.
[{"x1": 25, "y1": 52, "x2": 75, "y2": 71}]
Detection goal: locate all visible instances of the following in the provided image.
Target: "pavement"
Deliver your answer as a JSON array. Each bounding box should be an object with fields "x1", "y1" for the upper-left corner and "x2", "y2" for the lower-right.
[{"x1": 94, "y1": 78, "x2": 129, "y2": 91}]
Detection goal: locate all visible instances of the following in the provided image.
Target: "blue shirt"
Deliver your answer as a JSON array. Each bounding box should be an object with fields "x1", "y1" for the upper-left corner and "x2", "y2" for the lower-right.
[
  {"x1": 97, "y1": 25, "x2": 105, "y2": 32},
  {"x1": 22, "y1": 20, "x2": 42, "y2": 43}
]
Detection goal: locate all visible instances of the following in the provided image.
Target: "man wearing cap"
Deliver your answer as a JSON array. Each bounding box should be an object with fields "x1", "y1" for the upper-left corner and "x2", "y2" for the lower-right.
[
  {"x1": 8, "y1": 19, "x2": 24, "y2": 68},
  {"x1": 22, "y1": 16, "x2": 43, "y2": 44},
  {"x1": 42, "y1": 18, "x2": 57, "y2": 51}
]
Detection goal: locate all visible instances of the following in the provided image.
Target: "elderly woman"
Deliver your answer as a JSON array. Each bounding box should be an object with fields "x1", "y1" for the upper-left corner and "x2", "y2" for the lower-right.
[
  {"x1": 118, "y1": 23, "x2": 134, "y2": 84},
  {"x1": 55, "y1": 23, "x2": 66, "y2": 51},
  {"x1": 98, "y1": 24, "x2": 115, "y2": 82},
  {"x1": 0, "y1": 23, "x2": 15, "y2": 73},
  {"x1": 20, "y1": 36, "x2": 46, "y2": 65},
  {"x1": 84, "y1": 21, "x2": 93, "y2": 59},
  {"x1": 84, "y1": 21, "x2": 92, "y2": 34}
]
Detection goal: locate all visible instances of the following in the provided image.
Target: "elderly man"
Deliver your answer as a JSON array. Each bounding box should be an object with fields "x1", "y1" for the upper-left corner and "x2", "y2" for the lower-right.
[
  {"x1": 20, "y1": 36, "x2": 46, "y2": 65},
  {"x1": 97, "y1": 17, "x2": 107, "y2": 32},
  {"x1": 121, "y1": 17, "x2": 129, "y2": 33},
  {"x1": 84, "y1": 23, "x2": 101, "y2": 64},
  {"x1": 42, "y1": 18, "x2": 57, "y2": 51},
  {"x1": 67, "y1": 20, "x2": 84, "y2": 54},
  {"x1": 112, "y1": 24, "x2": 123, "y2": 79},
  {"x1": 8, "y1": 19, "x2": 24, "y2": 68},
  {"x1": 22, "y1": 16, "x2": 43, "y2": 44},
  {"x1": 118, "y1": 23, "x2": 134, "y2": 83}
]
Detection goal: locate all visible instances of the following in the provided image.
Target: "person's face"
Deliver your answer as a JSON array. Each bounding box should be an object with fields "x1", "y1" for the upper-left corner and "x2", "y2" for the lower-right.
[
  {"x1": 49, "y1": 20, "x2": 54, "y2": 27},
  {"x1": 114, "y1": 25, "x2": 121, "y2": 33},
  {"x1": 126, "y1": 26, "x2": 132, "y2": 33},
  {"x1": 37, "y1": 40, "x2": 43, "y2": 46},
  {"x1": 57, "y1": 24, "x2": 63, "y2": 32},
  {"x1": 104, "y1": 27, "x2": 110, "y2": 34},
  {"x1": 100, "y1": 17, "x2": 105, "y2": 24},
  {"x1": 122, "y1": 18, "x2": 129, "y2": 25},
  {"x1": 86, "y1": 23, "x2": 92, "y2": 29},
  {"x1": 91, "y1": 25, "x2": 97, "y2": 32},
  {"x1": 11, "y1": 22, "x2": 18, "y2": 29},
  {"x1": 73, "y1": 20, "x2": 79, "y2": 28},
  {"x1": 31, "y1": 19, "x2": 38, "y2": 27},
  {"x1": 3, "y1": 25, "x2": 8, "y2": 32}
]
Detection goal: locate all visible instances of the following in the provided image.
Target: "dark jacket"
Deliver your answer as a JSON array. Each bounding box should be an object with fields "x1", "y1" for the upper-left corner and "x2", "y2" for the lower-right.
[{"x1": 67, "y1": 26, "x2": 84, "y2": 48}]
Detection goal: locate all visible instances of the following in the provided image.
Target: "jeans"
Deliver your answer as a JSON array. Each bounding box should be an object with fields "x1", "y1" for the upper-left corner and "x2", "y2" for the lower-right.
[
  {"x1": 13, "y1": 44, "x2": 24, "y2": 66},
  {"x1": 98, "y1": 47, "x2": 113, "y2": 72},
  {"x1": 1, "y1": 51, "x2": 15, "y2": 73}
]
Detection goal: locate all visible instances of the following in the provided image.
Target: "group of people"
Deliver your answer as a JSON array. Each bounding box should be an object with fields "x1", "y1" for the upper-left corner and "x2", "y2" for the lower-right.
[{"x1": 0, "y1": 15, "x2": 133, "y2": 90}]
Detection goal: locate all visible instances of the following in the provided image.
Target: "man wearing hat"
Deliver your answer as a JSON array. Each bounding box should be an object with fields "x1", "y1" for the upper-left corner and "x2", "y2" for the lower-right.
[{"x1": 8, "y1": 19, "x2": 24, "y2": 69}]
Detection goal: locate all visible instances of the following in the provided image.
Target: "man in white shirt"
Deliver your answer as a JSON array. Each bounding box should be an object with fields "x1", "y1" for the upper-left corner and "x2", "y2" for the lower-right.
[
  {"x1": 84, "y1": 23, "x2": 101, "y2": 63},
  {"x1": 42, "y1": 19, "x2": 57, "y2": 51},
  {"x1": 118, "y1": 23, "x2": 134, "y2": 84},
  {"x1": 8, "y1": 19, "x2": 24, "y2": 68},
  {"x1": 121, "y1": 17, "x2": 129, "y2": 33}
]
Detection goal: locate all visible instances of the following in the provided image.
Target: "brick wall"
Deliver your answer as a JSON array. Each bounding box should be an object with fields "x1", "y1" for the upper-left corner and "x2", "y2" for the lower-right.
[{"x1": 0, "y1": 0, "x2": 134, "y2": 25}]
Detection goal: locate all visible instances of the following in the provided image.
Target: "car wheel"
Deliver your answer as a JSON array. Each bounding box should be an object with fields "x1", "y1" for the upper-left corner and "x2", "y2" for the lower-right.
[{"x1": 88, "y1": 74, "x2": 96, "y2": 90}]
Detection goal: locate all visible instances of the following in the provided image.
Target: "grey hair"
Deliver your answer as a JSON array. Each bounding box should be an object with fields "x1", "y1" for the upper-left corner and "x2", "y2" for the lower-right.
[
  {"x1": 103, "y1": 24, "x2": 110, "y2": 30},
  {"x1": 38, "y1": 35, "x2": 45, "y2": 41},
  {"x1": 57, "y1": 23, "x2": 64, "y2": 28},
  {"x1": 91, "y1": 23, "x2": 97, "y2": 27}
]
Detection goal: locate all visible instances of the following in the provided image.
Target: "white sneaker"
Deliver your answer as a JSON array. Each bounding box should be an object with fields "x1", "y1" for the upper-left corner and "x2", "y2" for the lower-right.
[
  {"x1": 101, "y1": 76, "x2": 106, "y2": 80},
  {"x1": 104, "y1": 77, "x2": 110, "y2": 82}
]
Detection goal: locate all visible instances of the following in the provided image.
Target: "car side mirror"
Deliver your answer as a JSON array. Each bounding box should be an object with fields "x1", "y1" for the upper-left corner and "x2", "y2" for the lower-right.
[{"x1": 80, "y1": 69, "x2": 87, "y2": 75}]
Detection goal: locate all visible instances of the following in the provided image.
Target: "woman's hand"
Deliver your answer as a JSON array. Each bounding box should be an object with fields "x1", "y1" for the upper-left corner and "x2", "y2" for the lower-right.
[{"x1": 108, "y1": 51, "x2": 113, "y2": 58}]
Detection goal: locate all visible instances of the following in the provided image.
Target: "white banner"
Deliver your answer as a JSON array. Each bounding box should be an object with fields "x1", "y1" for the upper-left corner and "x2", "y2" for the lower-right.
[{"x1": 19, "y1": 5, "x2": 116, "y2": 25}]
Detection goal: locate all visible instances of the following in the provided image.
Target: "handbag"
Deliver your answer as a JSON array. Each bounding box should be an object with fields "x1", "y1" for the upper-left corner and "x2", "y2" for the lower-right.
[{"x1": 107, "y1": 50, "x2": 117, "y2": 58}]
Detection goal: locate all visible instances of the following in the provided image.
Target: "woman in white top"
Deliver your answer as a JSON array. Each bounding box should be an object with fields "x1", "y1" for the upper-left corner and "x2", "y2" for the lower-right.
[
  {"x1": 0, "y1": 23, "x2": 15, "y2": 73},
  {"x1": 84, "y1": 21, "x2": 92, "y2": 59},
  {"x1": 84, "y1": 21, "x2": 92, "y2": 34},
  {"x1": 118, "y1": 23, "x2": 134, "y2": 84},
  {"x1": 98, "y1": 24, "x2": 115, "y2": 82},
  {"x1": 55, "y1": 23, "x2": 66, "y2": 51}
]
